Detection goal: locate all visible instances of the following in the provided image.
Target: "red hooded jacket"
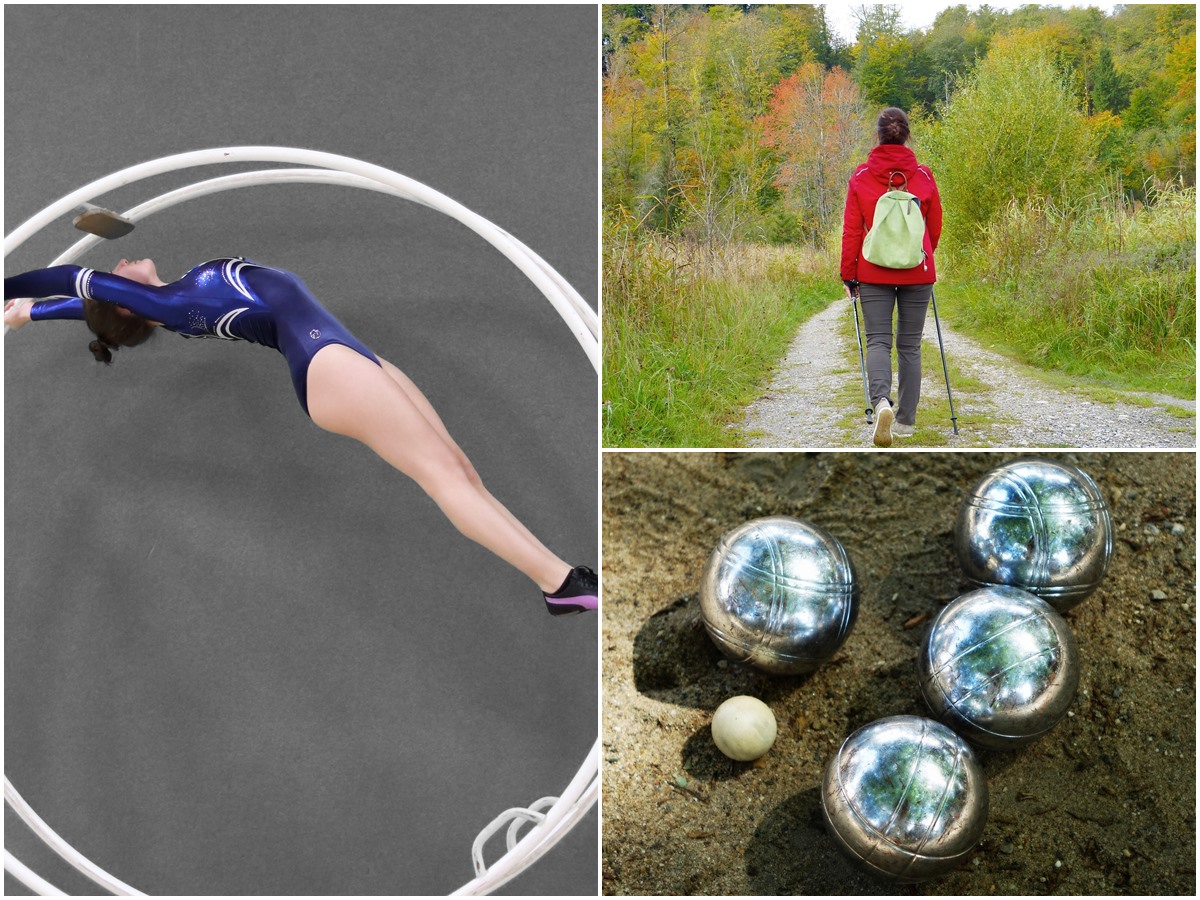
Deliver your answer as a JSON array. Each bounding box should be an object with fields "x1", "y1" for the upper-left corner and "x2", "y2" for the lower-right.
[{"x1": 841, "y1": 143, "x2": 942, "y2": 285}]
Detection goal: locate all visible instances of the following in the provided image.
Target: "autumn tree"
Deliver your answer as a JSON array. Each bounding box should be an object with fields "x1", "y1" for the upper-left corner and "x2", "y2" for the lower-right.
[
  {"x1": 758, "y1": 63, "x2": 867, "y2": 241},
  {"x1": 758, "y1": 4, "x2": 850, "y2": 74},
  {"x1": 602, "y1": 4, "x2": 699, "y2": 231},
  {"x1": 924, "y1": 4, "x2": 997, "y2": 104},
  {"x1": 856, "y1": 33, "x2": 928, "y2": 110}
]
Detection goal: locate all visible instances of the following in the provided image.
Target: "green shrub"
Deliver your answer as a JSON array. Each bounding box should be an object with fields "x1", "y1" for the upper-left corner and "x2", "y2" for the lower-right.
[{"x1": 924, "y1": 31, "x2": 1098, "y2": 258}]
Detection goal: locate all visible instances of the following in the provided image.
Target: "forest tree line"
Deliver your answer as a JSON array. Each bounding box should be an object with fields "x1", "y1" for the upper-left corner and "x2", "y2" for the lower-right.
[{"x1": 602, "y1": 3, "x2": 1197, "y2": 253}]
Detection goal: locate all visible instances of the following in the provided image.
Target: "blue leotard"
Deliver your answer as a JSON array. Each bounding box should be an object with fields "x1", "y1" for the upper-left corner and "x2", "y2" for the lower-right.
[{"x1": 4, "y1": 258, "x2": 381, "y2": 416}]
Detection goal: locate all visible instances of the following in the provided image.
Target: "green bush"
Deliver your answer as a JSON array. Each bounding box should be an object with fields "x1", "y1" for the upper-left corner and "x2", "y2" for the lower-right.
[{"x1": 924, "y1": 32, "x2": 1098, "y2": 258}]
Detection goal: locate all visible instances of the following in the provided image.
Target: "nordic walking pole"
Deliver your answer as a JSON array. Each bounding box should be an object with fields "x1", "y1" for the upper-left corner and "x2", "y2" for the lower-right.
[
  {"x1": 850, "y1": 292, "x2": 873, "y2": 425},
  {"x1": 929, "y1": 287, "x2": 959, "y2": 435}
]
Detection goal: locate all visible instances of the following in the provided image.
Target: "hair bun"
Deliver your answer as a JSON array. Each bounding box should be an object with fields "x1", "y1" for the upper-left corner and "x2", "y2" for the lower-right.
[
  {"x1": 89, "y1": 339, "x2": 114, "y2": 365},
  {"x1": 877, "y1": 107, "x2": 911, "y2": 145}
]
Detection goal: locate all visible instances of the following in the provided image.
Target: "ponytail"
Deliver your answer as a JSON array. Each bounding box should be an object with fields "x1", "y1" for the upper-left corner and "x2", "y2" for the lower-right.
[{"x1": 88, "y1": 338, "x2": 115, "y2": 365}]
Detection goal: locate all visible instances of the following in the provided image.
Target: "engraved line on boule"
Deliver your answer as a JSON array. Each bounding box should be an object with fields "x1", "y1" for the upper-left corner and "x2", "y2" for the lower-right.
[
  {"x1": 927, "y1": 609, "x2": 1046, "y2": 680},
  {"x1": 866, "y1": 720, "x2": 928, "y2": 867},
  {"x1": 966, "y1": 497, "x2": 1108, "y2": 514},
  {"x1": 833, "y1": 744, "x2": 892, "y2": 861},
  {"x1": 834, "y1": 798, "x2": 978, "y2": 868},
  {"x1": 950, "y1": 710, "x2": 1067, "y2": 743},
  {"x1": 947, "y1": 644, "x2": 1060, "y2": 708},
  {"x1": 724, "y1": 562, "x2": 853, "y2": 592},
  {"x1": 761, "y1": 529, "x2": 784, "y2": 660},
  {"x1": 831, "y1": 532, "x2": 856, "y2": 638},
  {"x1": 705, "y1": 621, "x2": 827, "y2": 663},
  {"x1": 901, "y1": 737, "x2": 964, "y2": 877},
  {"x1": 1007, "y1": 472, "x2": 1053, "y2": 589}
]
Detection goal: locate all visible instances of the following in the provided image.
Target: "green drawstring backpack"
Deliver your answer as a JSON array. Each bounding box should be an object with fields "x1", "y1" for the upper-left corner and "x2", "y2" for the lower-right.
[{"x1": 861, "y1": 172, "x2": 926, "y2": 270}]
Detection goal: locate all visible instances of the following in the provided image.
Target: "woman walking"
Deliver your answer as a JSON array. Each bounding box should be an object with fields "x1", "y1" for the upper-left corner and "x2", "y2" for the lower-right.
[
  {"x1": 5, "y1": 256, "x2": 598, "y2": 615},
  {"x1": 841, "y1": 107, "x2": 943, "y2": 447}
]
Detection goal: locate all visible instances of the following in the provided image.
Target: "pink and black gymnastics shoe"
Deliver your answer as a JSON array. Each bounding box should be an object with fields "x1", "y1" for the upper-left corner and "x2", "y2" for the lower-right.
[{"x1": 544, "y1": 566, "x2": 599, "y2": 616}]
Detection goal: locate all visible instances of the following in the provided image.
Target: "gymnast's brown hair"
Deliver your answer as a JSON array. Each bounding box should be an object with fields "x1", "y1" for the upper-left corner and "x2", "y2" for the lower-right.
[{"x1": 83, "y1": 298, "x2": 156, "y2": 364}]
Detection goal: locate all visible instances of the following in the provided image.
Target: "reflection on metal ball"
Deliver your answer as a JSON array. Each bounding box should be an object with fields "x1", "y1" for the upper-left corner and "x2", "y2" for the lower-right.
[
  {"x1": 955, "y1": 457, "x2": 1113, "y2": 611},
  {"x1": 919, "y1": 586, "x2": 1080, "y2": 750},
  {"x1": 699, "y1": 516, "x2": 858, "y2": 675},
  {"x1": 822, "y1": 716, "x2": 988, "y2": 883}
]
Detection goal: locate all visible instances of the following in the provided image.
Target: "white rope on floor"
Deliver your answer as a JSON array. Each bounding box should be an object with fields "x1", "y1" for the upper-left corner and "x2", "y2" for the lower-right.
[{"x1": 4, "y1": 147, "x2": 598, "y2": 896}]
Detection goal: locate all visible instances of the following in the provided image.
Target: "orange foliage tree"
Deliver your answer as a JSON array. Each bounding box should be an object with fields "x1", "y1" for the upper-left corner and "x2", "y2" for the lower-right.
[{"x1": 758, "y1": 63, "x2": 867, "y2": 241}]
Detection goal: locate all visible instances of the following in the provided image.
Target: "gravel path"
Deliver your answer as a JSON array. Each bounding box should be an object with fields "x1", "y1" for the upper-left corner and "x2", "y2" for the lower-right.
[{"x1": 742, "y1": 299, "x2": 1195, "y2": 449}]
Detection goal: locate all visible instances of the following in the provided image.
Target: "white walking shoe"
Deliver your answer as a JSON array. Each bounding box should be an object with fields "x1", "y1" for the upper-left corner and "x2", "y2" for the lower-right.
[
  {"x1": 892, "y1": 422, "x2": 915, "y2": 437},
  {"x1": 873, "y1": 399, "x2": 894, "y2": 447}
]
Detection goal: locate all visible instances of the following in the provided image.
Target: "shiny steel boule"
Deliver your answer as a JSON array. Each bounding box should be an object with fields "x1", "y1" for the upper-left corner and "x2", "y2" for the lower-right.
[
  {"x1": 919, "y1": 586, "x2": 1080, "y2": 750},
  {"x1": 955, "y1": 458, "x2": 1112, "y2": 611},
  {"x1": 699, "y1": 516, "x2": 858, "y2": 675},
  {"x1": 822, "y1": 716, "x2": 988, "y2": 882}
]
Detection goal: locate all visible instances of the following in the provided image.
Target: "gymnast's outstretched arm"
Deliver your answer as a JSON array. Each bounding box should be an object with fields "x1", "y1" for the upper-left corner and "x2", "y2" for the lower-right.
[{"x1": 5, "y1": 266, "x2": 173, "y2": 324}]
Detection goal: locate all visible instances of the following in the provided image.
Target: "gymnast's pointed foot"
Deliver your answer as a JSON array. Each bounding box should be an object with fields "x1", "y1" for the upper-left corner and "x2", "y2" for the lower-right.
[{"x1": 543, "y1": 565, "x2": 598, "y2": 616}]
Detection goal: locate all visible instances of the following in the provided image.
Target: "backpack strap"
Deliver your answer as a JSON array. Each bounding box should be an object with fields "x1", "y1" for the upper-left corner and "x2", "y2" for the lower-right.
[{"x1": 888, "y1": 171, "x2": 907, "y2": 192}]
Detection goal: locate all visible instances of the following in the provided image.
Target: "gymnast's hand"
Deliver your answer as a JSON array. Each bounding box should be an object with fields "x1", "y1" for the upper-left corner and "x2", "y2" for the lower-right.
[{"x1": 4, "y1": 298, "x2": 34, "y2": 331}]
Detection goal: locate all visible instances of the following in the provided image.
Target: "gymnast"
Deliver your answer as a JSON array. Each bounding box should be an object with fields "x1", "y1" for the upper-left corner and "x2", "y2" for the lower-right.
[{"x1": 4, "y1": 256, "x2": 598, "y2": 616}]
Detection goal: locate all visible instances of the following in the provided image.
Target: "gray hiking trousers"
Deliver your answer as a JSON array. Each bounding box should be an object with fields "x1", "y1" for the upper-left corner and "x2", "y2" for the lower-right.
[{"x1": 858, "y1": 282, "x2": 933, "y2": 427}]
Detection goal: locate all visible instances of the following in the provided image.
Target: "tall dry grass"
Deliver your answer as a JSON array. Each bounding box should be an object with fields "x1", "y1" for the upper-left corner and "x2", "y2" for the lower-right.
[
  {"x1": 604, "y1": 213, "x2": 837, "y2": 446},
  {"x1": 949, "y1": 183, "x2": 1195, "y2": 396}
]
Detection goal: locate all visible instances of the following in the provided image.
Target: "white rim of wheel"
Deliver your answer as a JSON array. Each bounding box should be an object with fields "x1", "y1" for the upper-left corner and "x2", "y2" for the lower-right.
[{"x1": 3, "y1": 147, "x2": 599, "y2": 897}]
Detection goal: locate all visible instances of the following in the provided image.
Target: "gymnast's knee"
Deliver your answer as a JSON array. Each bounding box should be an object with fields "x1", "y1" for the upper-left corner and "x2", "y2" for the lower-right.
[
  {"x1": 419, "y1": 453, "x2": 483, "y2": 501},
  {"x1": 450, "y1": 454, "x2": 483, "y2": 490}
]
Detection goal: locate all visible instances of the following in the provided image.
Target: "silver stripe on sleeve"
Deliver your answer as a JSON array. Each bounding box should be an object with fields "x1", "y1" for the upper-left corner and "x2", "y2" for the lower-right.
[{"x1": 75, "y1": 268, "x2": 96, "y2": 301}]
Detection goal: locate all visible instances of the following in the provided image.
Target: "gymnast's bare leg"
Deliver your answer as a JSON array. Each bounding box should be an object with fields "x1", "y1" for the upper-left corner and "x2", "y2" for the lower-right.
[
  {"x1": 306, "y1": 344, "x2": 578, "y2": 598},
  {"x1": 376, "y1": 357, "x2": 555, "y2": 555}
]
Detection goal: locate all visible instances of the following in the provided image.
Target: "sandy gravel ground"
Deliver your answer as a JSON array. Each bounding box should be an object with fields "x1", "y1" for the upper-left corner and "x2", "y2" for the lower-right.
[
  {"x1": 601, "y1": 452, "x2": 1195, "y2": 895},
  {"x1": 741, "y1": 300, "x2": 1195, "y2": 449}
]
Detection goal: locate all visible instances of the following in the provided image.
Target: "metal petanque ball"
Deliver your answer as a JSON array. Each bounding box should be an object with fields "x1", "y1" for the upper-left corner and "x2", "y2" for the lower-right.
[
  {"x1": 919, "y1": 586, "x2": 1080, "y2": 750},
  {"x1": 822, "y1": 716, "x2": 988, "y2": 883},
  {"x1": 955, "y1": 457, "x2": 1113, "y2": 612},
  {"x1": 699, "y1": 516, "x2": 858, "y2": 675}
]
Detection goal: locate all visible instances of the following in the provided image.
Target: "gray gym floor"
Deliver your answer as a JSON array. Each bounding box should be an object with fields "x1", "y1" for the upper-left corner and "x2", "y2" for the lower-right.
[{"x1": 4, "y1": 5, "x2": 597, "y2": 895}]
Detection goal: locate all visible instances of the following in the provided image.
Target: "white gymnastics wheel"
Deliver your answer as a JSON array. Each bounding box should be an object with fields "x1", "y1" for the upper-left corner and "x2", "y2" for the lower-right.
[{"x1": 3, "y1": 147, "x2": 599, "y2": 897}]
